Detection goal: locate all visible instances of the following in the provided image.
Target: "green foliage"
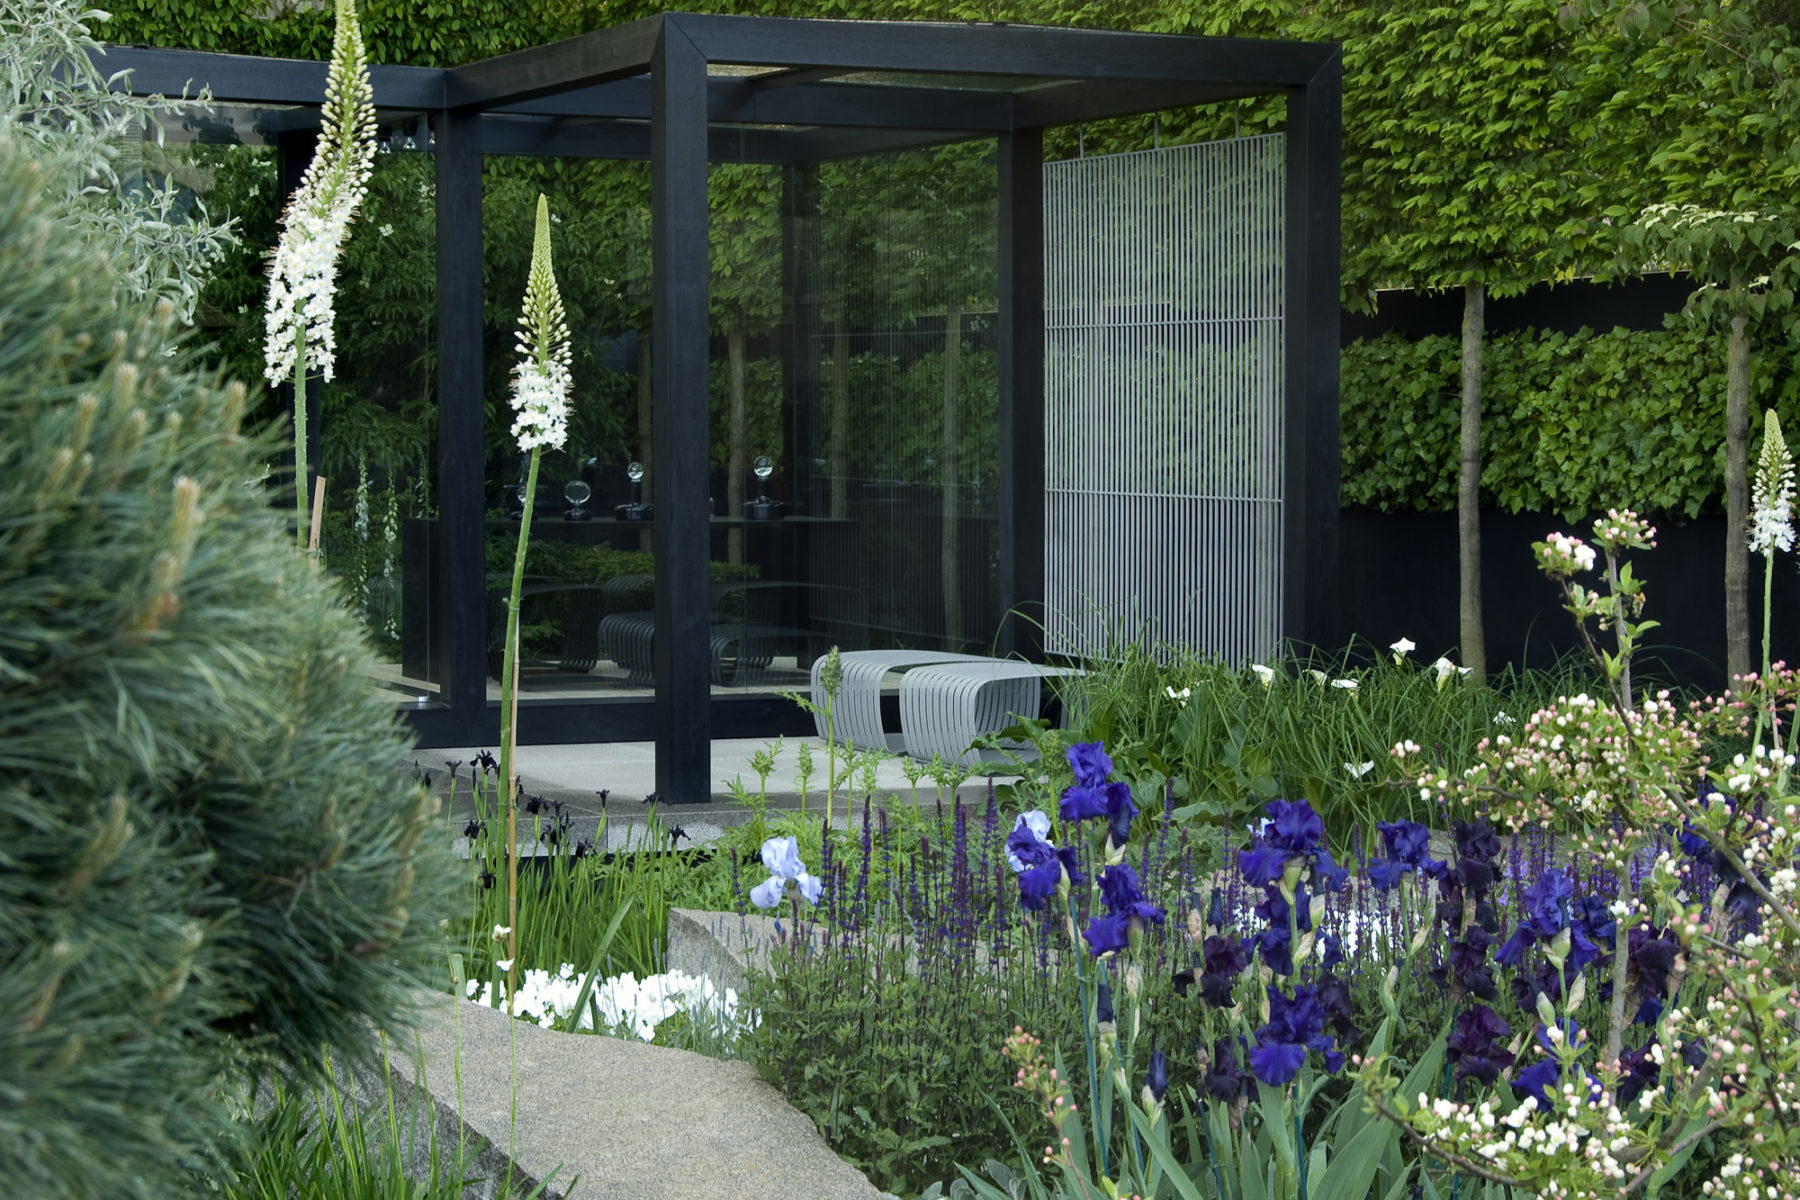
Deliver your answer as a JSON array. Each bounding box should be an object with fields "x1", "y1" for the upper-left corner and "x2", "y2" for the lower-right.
[
  {"x1": 0, "y1": 134, "x2": 456, "y2": 1199},
  {"x1": 1043, "y1": 644, "x2": 1598, "y2": 840},
  {"x1": 1341, "y1": 323, "x2": 1800, "y2": 517}
]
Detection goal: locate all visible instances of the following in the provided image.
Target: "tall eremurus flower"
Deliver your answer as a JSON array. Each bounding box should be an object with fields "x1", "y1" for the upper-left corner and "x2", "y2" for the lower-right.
[
  {"x1": 1747, "y1": 408, "x2": 1794, "y2": 761},
  {"x1": 498, "y1": 194, "x2": 570, "y2": 1012},
  {"x1": 263, "y1": 0, "x2": 376, "y2": 548}
]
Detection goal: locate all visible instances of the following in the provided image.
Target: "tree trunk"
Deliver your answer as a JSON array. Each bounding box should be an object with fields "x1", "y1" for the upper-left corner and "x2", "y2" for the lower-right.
[
  {"x1": 941, "y1": 294, "x2": 964, "y2": 648},
  {"x1": 1726, "y1": 310, "x2": 1752, "y2": 683},
  {"x1": 1458, "y1": 281, "x2": 1487, "y2": 687},
  {"x1": 636, "y1": 335, "x2": 652, "y2": 554},
  {"x1": 830, "y1": 312, "x2": 850, "y2": 520},
  {"x1": 727, "y1": 320, "x2": 747, "y2": 566}
]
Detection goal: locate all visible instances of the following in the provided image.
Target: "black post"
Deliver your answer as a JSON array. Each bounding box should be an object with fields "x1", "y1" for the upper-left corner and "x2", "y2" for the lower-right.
[
  {"x1": 435, "y1": 106, "x2": 488, "y2": 740},
  {"x1": 997, "y1": 127, "x2": 1045, "y2": 658},
  {"x1": 652, "y1": 20, "x2": 713, "y2": 802},
  {"x1": 273, "y1": 129, "x2": 323, "y2": 530},
  {"x1": 1284, "y1": 52, "x2": 1343, "y2": 653}
]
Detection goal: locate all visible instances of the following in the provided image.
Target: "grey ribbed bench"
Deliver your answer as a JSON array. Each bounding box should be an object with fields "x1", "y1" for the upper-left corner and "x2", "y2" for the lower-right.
[
  {"x1": 898, "y1": 660, "x2": 1084, "y2": 767},
  {"x1": 808, "y1": 650, "x2": 993, "y2": 752}
]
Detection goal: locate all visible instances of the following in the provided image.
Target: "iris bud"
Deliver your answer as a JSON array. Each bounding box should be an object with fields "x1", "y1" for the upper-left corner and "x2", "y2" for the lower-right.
[{"x1": 1536, "y1": 991, "x2": 1558, "y2": 1028}]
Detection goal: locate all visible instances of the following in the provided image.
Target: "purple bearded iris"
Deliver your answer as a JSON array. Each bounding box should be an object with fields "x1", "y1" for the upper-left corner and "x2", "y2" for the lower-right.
[
  {"x1": 1238, "y1": 798, "x2": 1346, "y2": 892},
  {"x1": 1495, "y1": 867, "x2": 1599, "y2": 972},
  {"x1": 1367, "y1": 819, "x2": 1444, "y2": 890},
  {"x1": 1059, "y1": 742, "x2": 1139, "y2": 847},
  {"x1": 1083, "y1": 863, "x2": 1166, "y2": 956},
  {"x1": 1445, "y1": 1004, "x2": 1515, "y2": 1087},
  {"x1": 1202, "y1": 1036, "x2": 1250, "y2": 1102},
  {"x1": 1200, "y1": 934, "x2": 1249, "y2": 1006},
  {"x1": 1249, "y1": 984, "x2": 1344, "y2": 1085},
  {"x1": 1005, "y1": 812, "x2": 1082, "y2": 911},
  {"x1": 1627, "y1": 925, "x2": 1680, "y2": 1025},
  {"x1": 1248, "y1": 883, "x2": 1314, "y2": 976}
]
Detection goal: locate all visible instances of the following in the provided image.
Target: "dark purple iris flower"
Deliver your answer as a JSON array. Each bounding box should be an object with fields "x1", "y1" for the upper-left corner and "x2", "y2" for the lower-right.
[
  {"x1": 1067, "y1": 742, "x2": 1114, "y2": 788},
  {"x1": 1097, "y1": 977, "x2": 1114, "y2": 1024},
  {"x1": 1240, "y1": 798, "x2": 1344, "y2": 893},
  {"x1": 1098, "y1": 865, "x2": 1167, "y2": 927},
  {"x1": 1369, "y1": 819, "x2": 1445, "y2": 889},
  {"x1": 1239, "y1": 842, "x2": 1292, "y2": 888},
  {"x1": 1496, "y1": 867, "x2": 1599, "y2": 971},
  {"x1": 1319, "y1": 933, "x2": 1345, "y2": 970},
  {"x1": 1627, "y1": 926, "x2": 1679, "y2": 1025},
  {"x1": 1315, "y1": 970, "x2": 1356, "y2": 1039},
  {"x1": 1513, "y1": 1058, "x2": 1561, "y2": 1109},
  {"x1": 1442, "y1": 926, "x2": 1500, "y2": 1002},
  {"x1": 1266, "y1": 799, "x2": 1325, "y2": 856},
  {"x1": 1454, "y1": 820, "x2": 1502, "y2": 863},
  {"x1": 1249, "y1": 884, "x2": 1313, "y2": 976},
  {"x1": 1084, "y1": 864, "x2": 1167, "y2": 956},
  {"x1": 1618, "y1": 1042, "x2": 1660, "y2": 1106},
  {"x1": 1203, "y1": 1037, "x2": 1249, "y2": 1102},
  {"x1": 1060, "y1": 780, "x2": 1138, "y2": 843},
  {"x1": 1005, "y1": 821, "x2": 1081, "y2": 911},
  {"x1": 1206, "y1": 887, "x2": 1227, "y2": 931},
  {"x1": 1200, "y1": 934, "x2": 1249, "y2": 1006},
  {"x1": 1446, "y1": 1004, "x2": 1515, "y2": 1087},
  {"x1": 1145, "y1": 1049, "x2": 1169, "y2": 1101},
  {"x1": 1250, "y1": 984, "x2": 1343, "y2": 1085}
]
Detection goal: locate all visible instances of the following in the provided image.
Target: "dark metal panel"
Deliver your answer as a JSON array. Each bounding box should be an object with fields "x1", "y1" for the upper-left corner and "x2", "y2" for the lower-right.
[
  {"x1": 996, "y1": 127, "x2": 1045, "y2": 659},
  {"x1": 1283, "y1": 51, "x2": 1343, "y2": 652},
  {"x1": 405, "y1": 697, "x2": 816, "y2": 749},
  {"x1": 675, "y1": 13, "x2": 1337, "y2": 88},
  {"x1": 651, "y1": 26, "x2": 714, "y2": 804},
  {"x1": 434, "y1": 107, "x2": 489, "y2": 728},
  {"x1": 494, "y1": 74, "x2": 1011, "y2": 132},
  {"x1": 781, "y1": 164, "x2": 822, "y2": 514},
  {"x1": 785, "y1": 126, "x2": 982, "y2": 163},
  {"x1": 1013, "y1": 79, "x2": 1269, "y2": 127},
  {"x1": 444, "y1": 15, "x2": 662, "y2": 108},
  {"x1": 479, "y1": 116, "x2": 792, "y2": 163},
  {"x1": 95, "y1": 45, "x2": 445, "y2": 107}
]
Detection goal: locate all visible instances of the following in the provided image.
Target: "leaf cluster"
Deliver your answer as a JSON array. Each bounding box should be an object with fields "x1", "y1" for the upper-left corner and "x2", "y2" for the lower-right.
[{"x1": 1341, "y1": 323, "x2": 1800, "y2": 518}]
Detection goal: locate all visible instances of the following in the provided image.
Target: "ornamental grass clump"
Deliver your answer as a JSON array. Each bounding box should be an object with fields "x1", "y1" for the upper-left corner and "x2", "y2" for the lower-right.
[
  {"x1": 263, "y1": 0, "x2": 375, "y2": 548},
  {"x1": 0, "y1": 130, "x2": 454, "y2": 1200}
]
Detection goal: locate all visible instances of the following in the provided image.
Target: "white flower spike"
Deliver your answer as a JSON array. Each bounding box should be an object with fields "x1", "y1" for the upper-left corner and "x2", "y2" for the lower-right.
[
  {"x1": 511, "y1": 194, "x2": 573, "y2": 453},
  {"x1": 1750, "y1": 408, "x2": 1795, "y2": 556},
  {"x1": 264, "y1": 0, "x2": 375, "y2": 387}
]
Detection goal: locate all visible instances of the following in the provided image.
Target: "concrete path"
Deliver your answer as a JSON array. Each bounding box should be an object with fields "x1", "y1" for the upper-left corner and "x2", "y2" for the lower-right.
[{"x1": 379, "y1": 990, "x2": 882, "y2": 1200}]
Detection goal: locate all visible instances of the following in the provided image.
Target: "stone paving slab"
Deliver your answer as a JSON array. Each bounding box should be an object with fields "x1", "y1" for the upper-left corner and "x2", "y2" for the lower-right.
[{"x1": 374, "y1": 990, "x2": 882, "y2": 1200}]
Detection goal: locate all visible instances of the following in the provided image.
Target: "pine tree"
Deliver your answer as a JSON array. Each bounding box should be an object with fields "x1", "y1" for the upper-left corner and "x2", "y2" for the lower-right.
[{"x1": 0, "y1": 131, "x2": 456, "y2": 1199}]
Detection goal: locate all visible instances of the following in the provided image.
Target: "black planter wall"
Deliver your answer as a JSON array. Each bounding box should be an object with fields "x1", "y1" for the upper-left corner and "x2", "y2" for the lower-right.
[{"x1": 1337, "y1": 506, "x2": 1798, "y2": 694}]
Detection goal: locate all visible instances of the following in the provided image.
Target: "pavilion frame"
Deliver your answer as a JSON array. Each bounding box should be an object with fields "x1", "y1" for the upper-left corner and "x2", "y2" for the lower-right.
[{"x1": 101, "y1": 12, "x2": 1342, "y2": 803}]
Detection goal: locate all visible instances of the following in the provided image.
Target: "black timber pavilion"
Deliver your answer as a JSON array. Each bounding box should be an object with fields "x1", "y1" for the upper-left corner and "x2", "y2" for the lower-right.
[{"x1": 100, "y1": 13, "x2": 1342, "y2": 803}]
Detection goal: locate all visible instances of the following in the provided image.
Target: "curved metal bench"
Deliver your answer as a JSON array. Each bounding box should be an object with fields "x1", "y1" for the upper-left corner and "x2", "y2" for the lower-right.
[
  {"x1": 809, "y1": 650, "x2": 993, "y2": 751},
  {"x1": 898, "y1": 660, "x2": 1085, "y2": 767}
]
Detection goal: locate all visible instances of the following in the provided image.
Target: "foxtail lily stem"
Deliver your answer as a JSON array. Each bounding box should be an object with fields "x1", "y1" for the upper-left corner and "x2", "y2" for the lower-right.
[{"x1": 499, "y1": 446, "x2": 543, "y2": 1012}]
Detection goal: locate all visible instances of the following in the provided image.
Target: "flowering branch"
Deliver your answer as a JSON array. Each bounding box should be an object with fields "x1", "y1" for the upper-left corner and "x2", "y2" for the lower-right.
[{"x1": 262, "y1": 0, "x2": 374, "y2": 548}]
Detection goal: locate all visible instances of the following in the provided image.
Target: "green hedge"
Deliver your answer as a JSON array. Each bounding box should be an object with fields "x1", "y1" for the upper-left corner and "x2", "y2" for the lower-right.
[{"x1": 1341, "y1": 322, "x2": 1800, "y2": 519}]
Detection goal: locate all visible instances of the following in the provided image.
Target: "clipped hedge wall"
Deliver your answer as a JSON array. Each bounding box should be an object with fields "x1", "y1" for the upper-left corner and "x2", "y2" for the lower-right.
[{"x1": 1341, "y1": 323, "x2": 1800, "y2": 520}]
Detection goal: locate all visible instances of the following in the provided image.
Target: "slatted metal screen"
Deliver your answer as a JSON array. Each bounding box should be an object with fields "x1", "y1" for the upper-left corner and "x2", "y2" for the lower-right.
[{"x1": 1043, "y1": 134, "x2": 1286, "y2": 663}]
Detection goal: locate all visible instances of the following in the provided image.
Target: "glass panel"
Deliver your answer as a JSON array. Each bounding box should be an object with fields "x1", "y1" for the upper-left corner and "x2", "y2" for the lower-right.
[
  {"x1": 705, "y1": 140, "x2": 1001, "y2": 700},
  {"x1": 482, "y1": 157, "x2": 658, "y2": 705},
  {"x1": 321, "y1": 132, "x2": 439, "y2": 703}
]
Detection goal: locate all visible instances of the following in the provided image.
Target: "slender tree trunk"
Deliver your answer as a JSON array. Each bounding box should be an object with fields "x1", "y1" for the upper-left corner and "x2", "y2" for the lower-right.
[
  {"x1": 941, "y1": 295, "x2": 963, "y2": 648},
  {"x1": 830, "y1": 312, "x2": 850, "y2": 520},
  {"x1": 1726, "y1": 309, "x2": 1752, "y2": 683},
  {"x1": 727, "y1": 320, "x2": 747, "y2": 566},
  {"x1": 636, "y1": 335, "x2": 653, "y2": 554},
  {"x1": 1459, "y1": 281, "x2": 1487, "y2": 687}
]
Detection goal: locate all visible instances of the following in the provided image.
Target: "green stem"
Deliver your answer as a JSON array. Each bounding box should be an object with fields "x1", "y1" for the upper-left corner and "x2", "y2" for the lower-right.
[
  {"x1": 500, "y1": 447, "x2": 542, "y2": 1014},
  {"x1": 291, "y1": 330, "x2": 309, "y2": 550},
  {"x1": 1753, "y1": 553, "x2": 1775, "y2": 751}
]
